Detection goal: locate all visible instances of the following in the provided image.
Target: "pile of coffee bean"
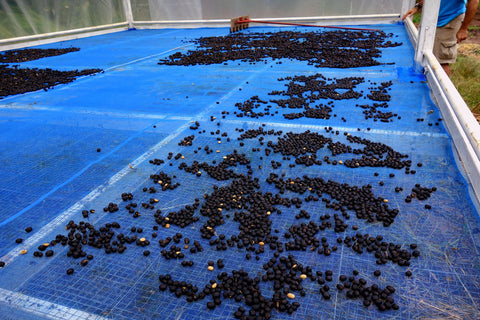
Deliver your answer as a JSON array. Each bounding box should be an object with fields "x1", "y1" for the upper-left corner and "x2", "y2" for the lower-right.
[
  {"x1": 149, "y1": 171, "x2": 180, "y2": 191},
  {"x1": 358, "y1": 102, "x2": 395, "y2": 122},
  {"x1": 158, "y1": 30, "x2": 401, "y2": 68},
  {"x1": 345, "y1": 233, "x2": 419, "y2": 266},
  {"x1": 155, "y1": 200, "x2": 201, "y2": 228},
  {"x1": 179, "y1": 135, "x2": 195, "y2": 146},
  {"x1": 267, "y1": 174, "x2": 399, "y2": 226},
  {"x1": 0, "y1": 65, "x2": 102, "y2": 98},
  {"x1": 0, "y1": 47, "x2": 102, "y2": 98},
  {"x1": 367, "y1": 81, "x2": 393, "y2": 102},
  {"x1": 235, "y1": 74, "x2": 364, "y2": 119},
  {"x1": 405, "y1": 184, "x2": 437, "y2": 203},
  {"x1": 337, "y1": 272, "x2": 399, "y2": 311},
  {"x1": 267, "y1": 130, "x2": 332, "y2": 157},
  {"x1": 149, "y1": 158, "x2": 165, "y2": 165},
  {"x1": 26, "y1": 219, "x2": 151, "y2": 273},
  {"x1": 0, "y1": 48, "x2": 80, "y2": 63},
  {"x1": 236, "y1": 127, "x2": 412, "y2": 172},
  {"x1": 179, "y1": 152, "x2": 250, "y2": 181},
  {"x1": 237, "y1": 127, "x2": 283, "y2": 140},
  {"x1": 343, "y1": 134, "x2": 411, "y2": 170},
  {"x1": 158, "y1": 254, "x2": 336, "y2": 318}
]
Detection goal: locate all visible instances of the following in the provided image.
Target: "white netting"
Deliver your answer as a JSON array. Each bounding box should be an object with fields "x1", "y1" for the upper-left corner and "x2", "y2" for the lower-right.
[
  {"x1": 131, "y1": 0, "x2": 406, "y2": 21},
  {"x1": 0, "y1": 0, "x2": 126, "y2": 39},
  {"x1": 0, "y1": 0, "x2": 414, "y2": 40}
]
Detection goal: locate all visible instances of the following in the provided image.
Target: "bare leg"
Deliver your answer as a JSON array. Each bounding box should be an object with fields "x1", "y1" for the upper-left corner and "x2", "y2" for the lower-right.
[{"x1": 441, "y1": 63, "x2": 450, "y2": 76}]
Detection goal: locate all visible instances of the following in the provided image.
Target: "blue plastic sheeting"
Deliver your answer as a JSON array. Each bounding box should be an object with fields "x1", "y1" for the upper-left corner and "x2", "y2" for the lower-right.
[{"x1": 0, "y1": 25, "x2": 479, "y2": 320}]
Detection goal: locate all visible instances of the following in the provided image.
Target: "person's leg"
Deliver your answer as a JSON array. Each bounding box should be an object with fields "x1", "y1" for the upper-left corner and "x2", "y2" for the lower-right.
[
  {"x1": 441, "y1": 64, "x2": 450, "y2": 76},
  {"x1": 433, "y1": 14, "x2": 464, "y2": 75}
]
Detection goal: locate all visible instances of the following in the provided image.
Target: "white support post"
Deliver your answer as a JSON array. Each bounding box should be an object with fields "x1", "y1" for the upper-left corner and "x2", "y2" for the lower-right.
[
  {"x1": 415, "y1": 0, "x2": 440, "y2": 72},
  {"x1": 123, "y1": 0, "x2": 134, "y2": 29}
]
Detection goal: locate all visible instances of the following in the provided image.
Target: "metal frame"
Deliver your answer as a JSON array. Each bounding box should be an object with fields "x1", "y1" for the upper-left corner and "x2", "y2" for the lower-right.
[
  {"x1": 423, "y1": 51, "x2": 480, "y2": 201},
  {"x1": 414, "y1": 0, "x2": 440, "y2": 72},
  {"x1": 123, "y1": 0, "x2": 134, "y2": 29},
  {"x1": 404, "y1": 14, "x2": 418, "y2": 44}
]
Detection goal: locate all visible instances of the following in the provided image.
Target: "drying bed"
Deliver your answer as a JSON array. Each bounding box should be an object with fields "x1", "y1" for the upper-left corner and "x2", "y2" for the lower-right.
[{"x1": 0, "y1": 24, "x2": 479, "y2": 320}]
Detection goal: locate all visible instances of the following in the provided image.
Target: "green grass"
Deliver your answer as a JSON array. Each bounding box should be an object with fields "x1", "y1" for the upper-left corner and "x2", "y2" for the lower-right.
[
  {"x1": 412, "y1": 13, "x2": 421, "y2": 24},
  {"x1": 451, "y1": 55, "x2": 480, "y2": 113}
]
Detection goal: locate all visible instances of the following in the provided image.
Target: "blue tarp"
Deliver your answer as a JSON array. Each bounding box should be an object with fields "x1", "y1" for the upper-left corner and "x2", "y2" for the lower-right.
[{"x1": 0, "y1": 25, "x2": 479, "y2": 319}]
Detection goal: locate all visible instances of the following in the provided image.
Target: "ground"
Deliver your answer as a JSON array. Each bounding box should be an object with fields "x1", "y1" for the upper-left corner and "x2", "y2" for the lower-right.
[
  {"x1": 458, "y1": 9, "x2": 480, "y2": 120},
  {"x1": 458, "y1": 8, "x2": 480, "y2": 58},
  {"x1": 462, "y1": 7, "x2": 480, "y2": 46}
]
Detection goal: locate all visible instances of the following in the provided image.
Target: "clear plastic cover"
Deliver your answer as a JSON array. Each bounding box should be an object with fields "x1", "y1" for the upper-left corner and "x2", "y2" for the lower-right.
[
  {"x1": 0, "y1": 1, "x2": 405, "y2": 40},
  {"x1": 0, "y1": 0, "x2": 126, "y2": 40},
  {"x1": 131, "y1": 0, "x2": 403, "y2": 21}
]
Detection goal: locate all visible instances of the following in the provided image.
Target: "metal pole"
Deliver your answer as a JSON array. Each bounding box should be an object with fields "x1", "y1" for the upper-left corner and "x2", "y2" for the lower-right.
[
  {"x1": 415, "y1": 0, "x2": 440, "y2": 72},
  {"x1": 123, "y1": 0, "x2": 135, "y2": 29}
]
